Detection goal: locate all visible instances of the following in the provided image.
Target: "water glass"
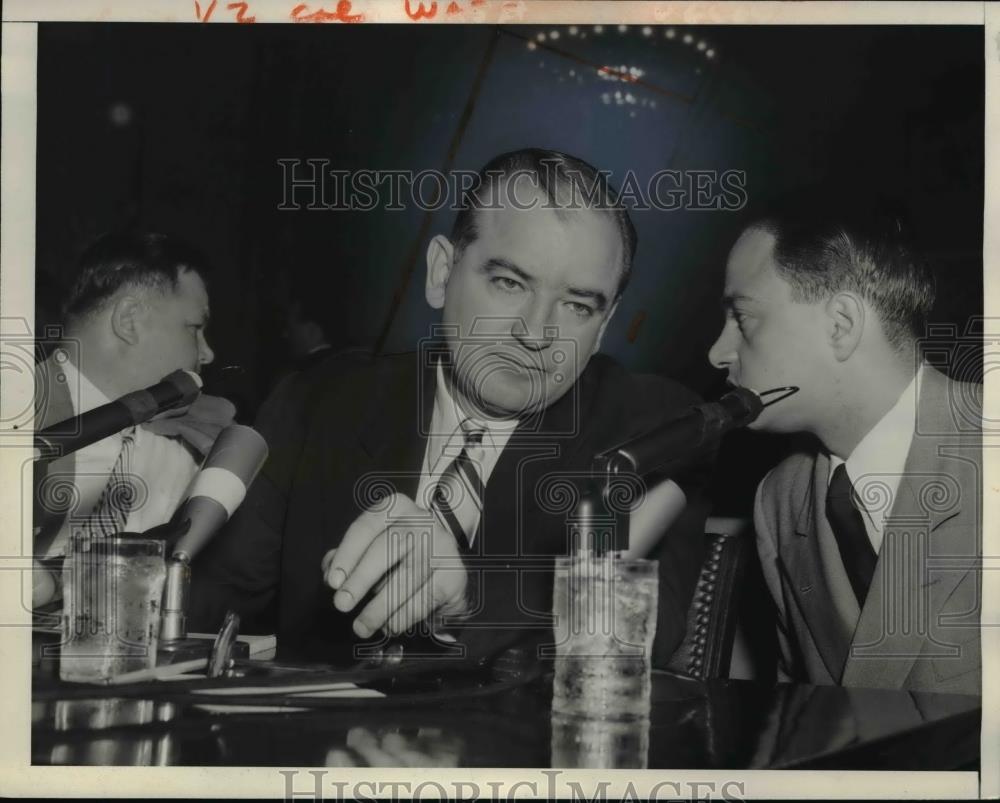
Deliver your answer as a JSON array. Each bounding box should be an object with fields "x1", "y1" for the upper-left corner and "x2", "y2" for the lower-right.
[
  {"x1": 551, "y1": 555, "x2": 658, "y2": 720},
  {"x1": 60, "y1": 536, "x2": 167, "y2": 682}
]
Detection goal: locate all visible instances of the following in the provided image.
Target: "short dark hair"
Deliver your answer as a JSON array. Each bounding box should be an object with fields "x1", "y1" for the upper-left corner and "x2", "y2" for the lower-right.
[
  {"x1": 450, "y1": 148, "x2": 637, "y2": 301},
  {"x1": 744, "y1": 189, "x2": 936, "y2": 350},
  {"x1": 63, "y1": 231, "x2": 210, "y2": 321}
]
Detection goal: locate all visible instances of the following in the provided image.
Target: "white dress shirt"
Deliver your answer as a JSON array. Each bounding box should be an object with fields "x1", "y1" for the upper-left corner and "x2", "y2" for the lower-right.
[
  {"x1": 44, "y1": 353, "x2": 199, "y2": 557},
  {"x1": 415, "y1": 362, "x2": 519, "y2": 517},
  {"x1": 828, "y1": 365, "x2": 923, "y2": 555}
]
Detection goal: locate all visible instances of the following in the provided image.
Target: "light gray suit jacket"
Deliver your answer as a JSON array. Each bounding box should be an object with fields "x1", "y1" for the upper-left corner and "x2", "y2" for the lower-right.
[
  {"x1": 31, "y1": 354, "x2": 79, "y2": 555},
  {"x1": 754, "y1": 367, "x2": 981, "y2": 695}
]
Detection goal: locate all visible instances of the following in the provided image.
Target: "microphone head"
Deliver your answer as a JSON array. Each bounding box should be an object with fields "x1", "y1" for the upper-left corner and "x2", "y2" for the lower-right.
[
  {"x1": 162, "y1": 369, "x2": 203, "y2": 407},
  {"x1": 719, "y1": 386, "x2": 764, "y2": 427}
]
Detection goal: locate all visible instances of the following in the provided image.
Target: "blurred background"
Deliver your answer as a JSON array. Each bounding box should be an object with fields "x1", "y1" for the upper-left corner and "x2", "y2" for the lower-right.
[{"x1": 35, "y1": 23, "x2": 984, "y2": 674}]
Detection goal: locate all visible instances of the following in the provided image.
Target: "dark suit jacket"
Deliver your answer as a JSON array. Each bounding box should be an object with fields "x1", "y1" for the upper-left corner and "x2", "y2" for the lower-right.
[
  {"x1": 191, "y1": 347, "x2": 710, "y2": 665},
  {"x1": 754, "y1": 366, "x2": 981, "y2": 694}
]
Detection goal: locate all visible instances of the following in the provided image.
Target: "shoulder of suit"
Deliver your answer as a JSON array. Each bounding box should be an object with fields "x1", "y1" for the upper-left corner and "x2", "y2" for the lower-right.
[
  {"x1": 33, "y1": 353, "x2": 74, "y2": 429},
  {"x1": 933, "y1": 366, "x2": 982, "y2": 414},
  {"x1": 291, "y1": 348, "x2": 381, "y2": 396},
  {"x1": 757, "y1": 448, "x2": 818, "y2": 510},
  {"x1": 917, "y1": 365, "x2": 982, "y2": 437},
  {"x1": 570, "y1": 355, "x2": 704, "y2": 454},
  {"x1": 584, "y1": 353, "x2": 702, "y2": 414}
]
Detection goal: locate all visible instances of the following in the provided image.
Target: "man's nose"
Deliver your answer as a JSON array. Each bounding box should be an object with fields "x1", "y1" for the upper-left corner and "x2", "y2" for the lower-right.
[
  {"x1": 511, "y1": 303, "x2": 556, "y2": 351},
  {"x1": 708, "y1": 324, "x2": 735, "y2": 370},
  {"x1": 199, "y1": 336, "x2": 215, "y2": 366}
]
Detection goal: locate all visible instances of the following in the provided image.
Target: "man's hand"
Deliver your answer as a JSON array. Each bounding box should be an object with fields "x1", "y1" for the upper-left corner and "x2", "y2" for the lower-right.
[
  {"x1": 142, "y1": 393, "x2": 236, "y2": 458},
  {"x1": 325, "y1": 726, "x2": 462, "y2": 767},
  {"x1": 322, "y1": 492, "x2": 468, "y2": 638},
  {"x1": 32, "y1": 559, "x2": 60, "y2": 608}
]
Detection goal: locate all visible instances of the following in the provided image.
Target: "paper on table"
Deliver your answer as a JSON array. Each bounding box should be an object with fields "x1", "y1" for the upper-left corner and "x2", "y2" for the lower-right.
[
  {"x1": 168, "y1": 676, "x2": 386, "y2": 713},
  {"x1": 191, "y1": 682, "x2": 385, "y2": 697}
]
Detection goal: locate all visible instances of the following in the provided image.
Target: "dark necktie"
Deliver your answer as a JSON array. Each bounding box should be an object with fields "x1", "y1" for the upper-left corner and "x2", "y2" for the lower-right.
[
  {"x1": 431, "y1": 421, "x2": 486, "y2": 550},
  {"x1": 826, "y1": 462, "x2": 877, "y2": 606}
]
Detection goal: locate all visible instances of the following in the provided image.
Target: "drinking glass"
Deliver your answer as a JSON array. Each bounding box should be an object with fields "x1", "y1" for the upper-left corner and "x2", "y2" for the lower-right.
[
  {"x1": 551, "y1": 555, "x2": 658, "y2": 720},
  {"x1": 60, "y1": 536, "x2": 167, "y2": 682}
]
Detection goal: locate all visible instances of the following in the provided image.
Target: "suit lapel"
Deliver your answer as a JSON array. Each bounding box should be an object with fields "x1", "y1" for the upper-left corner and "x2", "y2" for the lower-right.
[
  {"x1": 356, "y1": 351, "x2": 435, "y2": 499},
  {"x1": 33, "y1": 356, "x2": 79, "y2": 555},
  {"x1": 478, "y1": 367, "x2": 597, "y2": 558},
  {"x1": 780, "y1": 451, "x2": 857, "y2": 682},
  {"x1": 844, "y1": 367, "x2": 972, "y2": 689},
  {"x1": 37, "y1": 354, "x2": 76, "y2": 430}
]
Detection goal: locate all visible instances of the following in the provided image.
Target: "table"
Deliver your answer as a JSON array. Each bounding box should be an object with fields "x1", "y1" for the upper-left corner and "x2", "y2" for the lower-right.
[{"x1": 32, "y1": 654, "x2": 980, "y2": 769}]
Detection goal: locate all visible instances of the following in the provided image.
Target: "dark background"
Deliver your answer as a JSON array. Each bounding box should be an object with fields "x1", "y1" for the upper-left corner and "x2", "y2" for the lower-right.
[{"x1": 36, "y1": 22, "x2": 984, "y2": 518}]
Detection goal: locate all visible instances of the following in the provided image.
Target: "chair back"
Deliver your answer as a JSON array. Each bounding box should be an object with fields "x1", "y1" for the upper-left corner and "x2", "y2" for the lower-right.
[{"x1": 665, "y1": 531, "x2": 748, "y2": 680}]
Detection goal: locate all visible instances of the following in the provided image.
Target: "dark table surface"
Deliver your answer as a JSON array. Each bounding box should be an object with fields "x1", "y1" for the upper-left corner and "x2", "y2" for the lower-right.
[{"x1": 32, "y1": 654, "x2": 980, "y2": 769}]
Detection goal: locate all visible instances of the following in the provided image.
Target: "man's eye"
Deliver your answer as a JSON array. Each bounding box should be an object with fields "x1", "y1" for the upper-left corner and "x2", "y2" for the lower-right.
[
  {"x1": 492, "y1": 276, "x2": 524, "y2": 293},
  {"x1": 566, "y1": 301, "x2": 594, "y2": 318}
]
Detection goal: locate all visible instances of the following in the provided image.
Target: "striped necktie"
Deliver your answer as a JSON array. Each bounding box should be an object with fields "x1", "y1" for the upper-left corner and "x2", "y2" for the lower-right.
[
  {"x1": 432, "y1": 420, "x2": 486, "y2": 550},
  {"x1": 81, "y1": 427, "x2": 137, "y2": 539}
]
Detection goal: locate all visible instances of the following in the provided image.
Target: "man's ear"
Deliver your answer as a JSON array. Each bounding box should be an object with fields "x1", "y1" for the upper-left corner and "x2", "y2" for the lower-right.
[
  {"x1": 825, "y1": 291, "x2": 865, "y2": 361},
  {"x1": 591, "y1": 299, "x2": 620, "y2": 356},
  {"x1": 110, "y1": 295, "x2": 145, "y2": 346},
  {"x1": 425, "y1": 235, "x2": 455, "y2": 310}
]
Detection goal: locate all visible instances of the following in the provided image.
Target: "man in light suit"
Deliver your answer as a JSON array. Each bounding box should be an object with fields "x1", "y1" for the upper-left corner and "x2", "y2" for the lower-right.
[
  {"x1": 31, "y1": 232, "x2": 232, "y2": 607},
  {"x1": 708, "y1": 192, "x2": 981, "y2": 695}
]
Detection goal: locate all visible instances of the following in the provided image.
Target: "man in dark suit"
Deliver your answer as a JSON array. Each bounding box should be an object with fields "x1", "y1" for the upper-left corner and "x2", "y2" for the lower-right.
[
  {"x1": 192, "y1": 149, "x2": 710, "y2": 666},
  {"x1": 254, "y1": 288, "x2": 370, "y2": 444},
  {"x1": 282, "y1": 294, "x2": 335, "y2": 370},
  {"x1": 708, "y1": 192, "x2": 981, "y2": 694}
]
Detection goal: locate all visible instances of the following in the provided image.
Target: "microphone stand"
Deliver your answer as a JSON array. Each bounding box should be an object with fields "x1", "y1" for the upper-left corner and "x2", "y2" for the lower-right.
[{"x1": 568, "y1": 454, "x2": 635, "y2": 558}]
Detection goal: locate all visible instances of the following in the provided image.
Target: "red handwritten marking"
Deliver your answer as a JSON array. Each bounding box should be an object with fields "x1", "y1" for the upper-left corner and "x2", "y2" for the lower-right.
[
  {"x1": 626, "y1": 310, "x2": 647, "y2": 344},
  {"x1": 471, "y1": 0, "x2": 484, "y2": 5},
  {"x1": 290, "y1": 1, "x2": 363, "y2": 22},
  {"x1": 226, "y1": 1, "x2": 256, "y2": 22},
  {"x1": 404, "y1": 0, "x2": 438, "y2": 20},
  {"x1": 446, "y1": 1, "x2": 462, "y2": 14},
  {"x1": 194, "y1": 0, "x2": 218, "y2": 22}
]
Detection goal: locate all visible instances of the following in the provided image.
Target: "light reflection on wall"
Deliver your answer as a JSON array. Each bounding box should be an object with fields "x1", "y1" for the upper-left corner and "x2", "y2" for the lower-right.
[{"x1": 521, "y1": 24, "x2": 720, "y2": 120}]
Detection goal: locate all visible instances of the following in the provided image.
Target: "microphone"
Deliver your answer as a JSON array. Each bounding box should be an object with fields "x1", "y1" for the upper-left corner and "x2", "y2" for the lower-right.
[
  {"x1": 33, "y1": 369, "x2": 202, "y2": 462},
  {"x1": 594, "y1": 386, "x2": 798, "y2": 479},
  {"x1": 155, "y1": 424, "x2": 266, "y2": 644},
  {"x1": 169, "y1": 424, "x2": 269, "y2": 561}
]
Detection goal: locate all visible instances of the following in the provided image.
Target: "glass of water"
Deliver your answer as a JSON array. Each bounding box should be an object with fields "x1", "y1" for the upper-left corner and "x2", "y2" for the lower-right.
[
  {"x1": 60, "y1": 536, "x2": 167, "y2": 683},
  {"x1": 551, "y1": 711, "x2": 650, "y2": 768},
  {"x1": 551, "y1": 554, "x2": 658, "y2": 720}
]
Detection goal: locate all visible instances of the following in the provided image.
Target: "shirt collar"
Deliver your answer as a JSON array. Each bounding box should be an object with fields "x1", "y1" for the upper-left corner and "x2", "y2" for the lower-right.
[
  {"x1": 57, "y1": 348, "x2": 112, "y2": 416},
  {"x1": 432, "y1": 360, "x2": 519, "y2": 451},
  {"x1": 828, "y1": 364, "x2": 923, "y2": 488}
]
